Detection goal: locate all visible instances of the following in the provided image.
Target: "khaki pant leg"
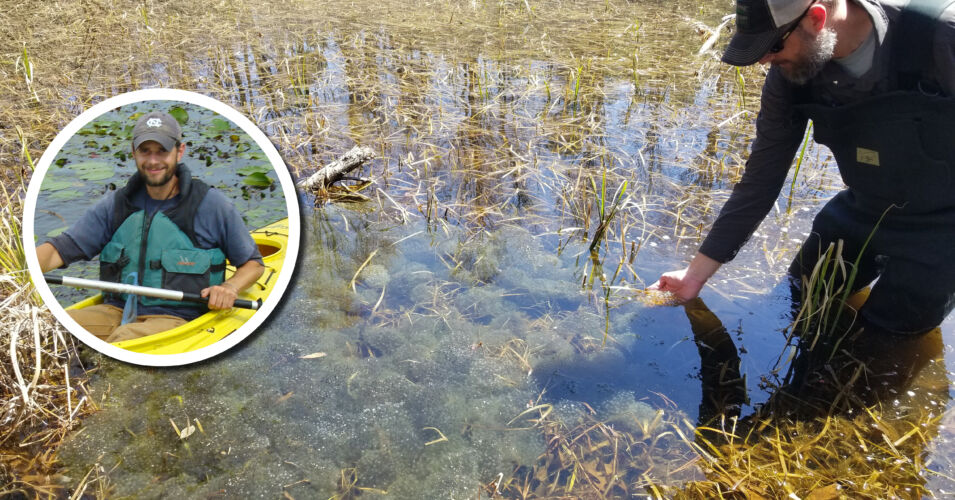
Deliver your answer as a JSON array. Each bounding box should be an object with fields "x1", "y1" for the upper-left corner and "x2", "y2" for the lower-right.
[
  {"x1": 67, "y1": 304, "x2": 125, "y2": 342},
  {"x1": 105, "y1": 315, "x2": 188, "y2": 343}
]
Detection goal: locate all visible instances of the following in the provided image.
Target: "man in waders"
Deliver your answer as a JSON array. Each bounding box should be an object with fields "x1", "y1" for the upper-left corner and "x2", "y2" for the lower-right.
[
  {"x1": 650, "y1": 0, "x2": 955, "y2": 336},
  {"x1": 36, "y1": 111, "x2": 264, "y2": 343}
]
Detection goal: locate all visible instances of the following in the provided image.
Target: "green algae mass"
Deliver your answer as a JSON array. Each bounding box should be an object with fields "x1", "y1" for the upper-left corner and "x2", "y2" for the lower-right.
[{"x1": 58, "y1": 213, "x2": 687, "y2": 497}]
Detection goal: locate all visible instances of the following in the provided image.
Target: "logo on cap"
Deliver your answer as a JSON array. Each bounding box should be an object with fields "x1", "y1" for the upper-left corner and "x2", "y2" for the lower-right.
[{"x1": 146, "y1": 118, "x2": 163, "y2": 128}]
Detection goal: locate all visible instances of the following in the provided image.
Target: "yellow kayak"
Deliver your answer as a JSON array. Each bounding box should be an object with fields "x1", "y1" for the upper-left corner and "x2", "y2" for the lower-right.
[{"x1": 66, "y1": 218, "x2": 289, "y2": 355}]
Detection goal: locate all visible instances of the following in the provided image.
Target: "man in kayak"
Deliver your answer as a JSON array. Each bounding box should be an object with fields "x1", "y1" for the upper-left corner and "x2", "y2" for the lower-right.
[
  {"x1": 36, "y1": 110, "x2": 264, "y2": 343},
  {"x1": 650, "y1": 0, "x2": 955, "y2": 335}
]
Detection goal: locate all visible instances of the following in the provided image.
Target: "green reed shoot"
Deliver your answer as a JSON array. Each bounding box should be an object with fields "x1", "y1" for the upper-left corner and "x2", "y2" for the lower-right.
[
  {"x1": 795, "y1": 240, "x2": 845, "y2": 348},
  {"x1": 139, "y1": 2, "x2": 150, "y2": 30},
  {"x1": 572, "y1": 64, "x2": 583, "y2": 104},
  {"x1": 587, "y1": 169, "x2": 628, "y2": 254},
  {"x1": 16, "y1": 125, "x2": 35, "y2": 175},
  {"x1": 285, "y1": 54, "x2": 309, "y2": 98},
  {"x1": 786, "y1": 122, "x2": 814, "y2": 212},
  {"x1": 734, "y1": 66, "x2": 746, "y2": 109},
  {"x1": 19, "y1": 46, "x2": 34, "y2": 85},
  {"x1": 823, "y1": 203, "x2": 895, "y2": 356},
  {"x1": 17, "y1": 45, "x2": 38, "y2": 101},
  {"x1": 631, "y1": 51, "x2": 639, "y2": 88}
]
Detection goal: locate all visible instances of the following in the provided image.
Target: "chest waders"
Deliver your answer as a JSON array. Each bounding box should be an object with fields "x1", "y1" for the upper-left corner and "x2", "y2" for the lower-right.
[
  {"x1": 786, "y1": 0, "x2": 955, "y2": 336},
  {"x1": 794, "y1": 0, "x2": 955, "y2": 213},
  {"x1": 99, "y1": 165, "x2": 225, "y2": 316}
]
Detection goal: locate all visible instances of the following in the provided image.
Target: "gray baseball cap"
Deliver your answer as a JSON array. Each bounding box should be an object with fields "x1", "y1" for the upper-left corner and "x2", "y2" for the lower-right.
[
  {"x1": 132, "y1": 111, "x2": 183, "y2": 151},
  {"x1": 722, "y1": 0, "x2": 815, "y2": 66}
]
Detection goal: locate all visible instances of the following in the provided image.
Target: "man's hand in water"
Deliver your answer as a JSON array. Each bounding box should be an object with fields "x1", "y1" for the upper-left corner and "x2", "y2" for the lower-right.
[
  {"x1": 648, "y1": 252, "x2": 721, "y2": 303},
  {"x1": 648, "y1": 268, "x2": 706, "y2": 303}
]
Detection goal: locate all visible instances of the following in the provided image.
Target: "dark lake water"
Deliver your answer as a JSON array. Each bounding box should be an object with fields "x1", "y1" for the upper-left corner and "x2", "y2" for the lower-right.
[{"x1": 12, "y1": 0, "x2": 953, "y2": 496}]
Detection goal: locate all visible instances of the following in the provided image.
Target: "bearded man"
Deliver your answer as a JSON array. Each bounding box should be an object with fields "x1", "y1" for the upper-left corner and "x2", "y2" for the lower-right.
[
  {"x1": 36, "y1": 110, "x2": 264, "y2": 343},
  {"x1": 651, "y1": 0, "x2": 955, "y2": 336}
]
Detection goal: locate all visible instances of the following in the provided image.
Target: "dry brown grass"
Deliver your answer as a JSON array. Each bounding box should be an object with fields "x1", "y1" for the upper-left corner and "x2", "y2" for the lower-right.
[{"x1": 0, "y1": 184, "x2": 95, "y2": 498}]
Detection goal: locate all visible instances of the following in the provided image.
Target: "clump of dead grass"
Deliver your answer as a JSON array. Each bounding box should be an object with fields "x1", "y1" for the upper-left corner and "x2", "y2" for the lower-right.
[
  {"x1": 0, "y1": 280, "x2": 95, "y2": 498},
  {"x1": 0, "y1": 155, "x2": 94, "y2": 497},
  {"x1": 489, "y1": 399, "x2": 701, "y2": 498},
  {"x1": 673, "y1": 407, "x2": 944, "y2": 499}
]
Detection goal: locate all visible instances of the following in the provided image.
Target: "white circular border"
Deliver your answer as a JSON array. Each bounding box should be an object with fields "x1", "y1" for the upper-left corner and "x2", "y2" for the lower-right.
[{"x1": 24, "y1": 89, "x2": 300, "y2": 367}]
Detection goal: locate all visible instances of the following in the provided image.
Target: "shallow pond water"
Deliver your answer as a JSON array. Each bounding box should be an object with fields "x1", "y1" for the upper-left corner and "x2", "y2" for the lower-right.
[{"x1": 7, "y1": 0, "x2": 955, "y2": 497}]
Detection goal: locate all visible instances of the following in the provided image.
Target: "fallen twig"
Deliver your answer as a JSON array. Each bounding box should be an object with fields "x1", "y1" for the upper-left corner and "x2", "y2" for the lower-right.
[{"x1": 298, "y1": 145, "x2": 375, "y2": 191}]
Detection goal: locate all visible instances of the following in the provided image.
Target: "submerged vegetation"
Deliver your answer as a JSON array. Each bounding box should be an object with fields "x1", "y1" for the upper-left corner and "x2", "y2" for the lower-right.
[{"x1": 1, "y1": 0, "x2": 954, "y2": 498}]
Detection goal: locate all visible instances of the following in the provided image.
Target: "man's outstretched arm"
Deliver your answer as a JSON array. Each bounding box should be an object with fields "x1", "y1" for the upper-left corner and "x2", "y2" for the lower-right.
[
  {"x1": 201, "y1": 259, "x2": 265, "y2": 310},
  {"x1": 36, "y1": 243, "x2": 65, "y2": 273}
]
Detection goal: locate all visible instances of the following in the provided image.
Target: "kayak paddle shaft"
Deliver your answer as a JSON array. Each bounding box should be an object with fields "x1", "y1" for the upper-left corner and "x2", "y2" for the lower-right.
[{"x1": 43, "y1": 274, "x2": 261, "y2": 310}]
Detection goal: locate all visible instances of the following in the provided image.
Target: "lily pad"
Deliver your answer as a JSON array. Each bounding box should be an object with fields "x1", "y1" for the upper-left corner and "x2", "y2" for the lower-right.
[
  {"x1": 70, "y1": 161, "x2": 115, "y2": 181},
  {"x1": 209, "y1": 118, "x2": 232, "y2": 133},
  {"x1": 242, "y1": 172, "x2": 273, "y2": 187},
  {"x1": 41, "y1": 178, "x2": 77, "y2": 192},
  {"x1": 168, "y1": 106, "x2": 189, "y2": 125},
  {"x1": 243, "y1": 206, "x2": 270, "y2": 223},
  {"x1": 238, "y1": 152, "x2": 267, "y2": 161},
  {"x1": 48, "y1": 189, "x2": 84, "y2": 201},
  {"x1": 236, "y1": 165, "x2": 272, "y2": 176}
]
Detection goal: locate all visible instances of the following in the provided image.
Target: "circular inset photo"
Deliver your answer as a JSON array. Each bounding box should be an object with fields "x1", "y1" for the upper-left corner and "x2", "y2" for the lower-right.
[{"x1": 24, "y1": 89, "x2": 300, "y2": 366}]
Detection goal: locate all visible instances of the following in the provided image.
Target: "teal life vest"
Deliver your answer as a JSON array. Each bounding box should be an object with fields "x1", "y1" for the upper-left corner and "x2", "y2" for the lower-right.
[{"x1": 99, "y1": 164, "x2": 226, "y2": 309}]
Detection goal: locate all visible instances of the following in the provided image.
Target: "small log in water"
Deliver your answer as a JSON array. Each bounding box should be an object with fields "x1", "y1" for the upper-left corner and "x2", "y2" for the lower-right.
[{"x1": 299, "y1": 145, "x2": 375, "y2": 191}]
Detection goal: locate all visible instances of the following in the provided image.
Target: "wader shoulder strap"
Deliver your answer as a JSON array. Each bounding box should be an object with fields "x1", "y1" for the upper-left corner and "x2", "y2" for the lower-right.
[{"x1": 895, "y1": 0, "x2": 955, "y2": 92}]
